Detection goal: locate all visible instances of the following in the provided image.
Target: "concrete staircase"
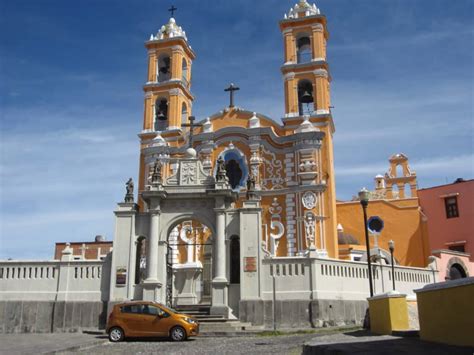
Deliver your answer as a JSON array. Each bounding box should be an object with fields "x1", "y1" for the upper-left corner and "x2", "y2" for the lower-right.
[{"x1": 174, "y1": 304, "x2": 264, "y2": 336}]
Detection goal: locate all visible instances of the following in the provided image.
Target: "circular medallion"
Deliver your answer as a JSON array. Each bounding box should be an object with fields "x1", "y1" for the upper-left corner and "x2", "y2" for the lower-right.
[{"x1": 302, "y1": 191, "x2": 317, "y2": 209}]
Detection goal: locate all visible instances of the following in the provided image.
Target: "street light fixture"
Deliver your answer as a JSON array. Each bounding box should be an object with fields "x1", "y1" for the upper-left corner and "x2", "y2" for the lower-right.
[
  {"x1": 358, "y1": 187, "x2": 374, "y2": 297},
  {"x1": 389, "y1": 240, "x2": 396, "y2": 291}
]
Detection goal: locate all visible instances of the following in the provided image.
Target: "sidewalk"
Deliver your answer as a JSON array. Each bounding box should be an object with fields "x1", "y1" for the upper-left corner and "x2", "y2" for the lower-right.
[
  {"x1": 302, "y1": 330, "x2": 474, "y2": 354},
  {"x1": 0, "y1": 332, "x2": 108, "y2": 355}
]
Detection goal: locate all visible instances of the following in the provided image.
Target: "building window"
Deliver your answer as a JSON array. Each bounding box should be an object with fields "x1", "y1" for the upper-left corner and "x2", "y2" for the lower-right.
[
  {"x1": 448, "y1": 244, "x2": 465, "y2": 253},
  {"x1": 444, "y1": 196, "x2": 459, "y2": 218}
]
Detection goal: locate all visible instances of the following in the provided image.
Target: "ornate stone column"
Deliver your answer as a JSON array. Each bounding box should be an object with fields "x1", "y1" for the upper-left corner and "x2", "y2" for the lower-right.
[
  {"x1": 211, "y1": 198, "x2": 229, "y2": 316},
  {"x1": 142, "y1": 200, "x2": 163, "y2": 303},
  {"x1": 146, "y1": 209, "x2": 160, "y2": 281},
  {"x1": 214, "y1": 208, "x2": 226, "y2": 281}
]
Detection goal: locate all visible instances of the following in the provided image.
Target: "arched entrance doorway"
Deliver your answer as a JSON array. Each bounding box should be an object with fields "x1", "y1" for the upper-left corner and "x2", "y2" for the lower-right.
[
  {"x1": 166, "y1": 219, "x2": 213, "y2": 307},
  {"x1": 449, "y1": 263, "x2": 467, "y2": 280}
]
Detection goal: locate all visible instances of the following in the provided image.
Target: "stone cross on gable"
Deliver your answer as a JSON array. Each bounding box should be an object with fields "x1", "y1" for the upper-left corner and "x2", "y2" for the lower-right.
[
  {"x1": 181, "y1": 116, "x2": 203, "y2": 148},
  {"x1": 224, "y1": 83, "x2": 240, "y2": 108},
  {"x1": 79, "y1": 243, "x2": 89, "y2": 259}
]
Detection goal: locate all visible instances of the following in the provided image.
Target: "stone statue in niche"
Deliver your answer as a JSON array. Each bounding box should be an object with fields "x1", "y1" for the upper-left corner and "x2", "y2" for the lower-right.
[
  {"x1": 246, "y1": 173, "x2": 257, "y2": 200},
  {"x1": 304, "y1": 212, "x2": 316, "y2": 249},
  {"x1": 150, "y1": 160, "x2": 162, "y2": 184},
  {"x1": 215, "y1": 156, "x2": 228, "y2": 183},
  {"x1": 125, "y1": 178, "x2": 134, "y2": 203}
]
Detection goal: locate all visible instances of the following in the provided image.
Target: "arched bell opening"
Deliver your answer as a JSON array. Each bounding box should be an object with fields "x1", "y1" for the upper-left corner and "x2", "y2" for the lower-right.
[
  {"x1": 165, "y1": 218, "x2": 214, "y2": 307},
  {"x1": 298, "y1": 79, "x2": 315, "y2": 116},
  {"x1": 181, "y1": 58, "x2": 188, "y2": 85},
  {"x1": 157, "y1": 54, "x2": 171, "y2": 82},
  {"x1": 181, "y1": 102, "x2": 188, "y2": 125},
  {"x1": 154, "y1": 98, "x2": 168, "y2": 131},
  {"x1": 296, "y1": 35, "x2": 312, "y2": 63}
]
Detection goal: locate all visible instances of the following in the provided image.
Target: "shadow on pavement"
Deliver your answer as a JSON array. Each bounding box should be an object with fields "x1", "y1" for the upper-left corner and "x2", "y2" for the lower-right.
[
  {"x1": 304, "y1": 336, "x2": 474, "y2": 355},
  {"x1": 342, "y1": 330, "x2": 379, "y2": 338},
  {"x1": 123, "y1": 337, "x2": 197, "y2": 343}
]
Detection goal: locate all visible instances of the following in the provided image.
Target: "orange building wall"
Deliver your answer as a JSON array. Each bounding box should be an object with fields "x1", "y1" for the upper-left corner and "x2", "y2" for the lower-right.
[
  {"x1": 418, "y1": 180, "x2": 474, "y2": 260},
  {"x1": 336, "y1": 198, "x2": 430, "y2": 267},
  {"x1": 54, "y1": 242, "x2": 113, "y2": 260}
]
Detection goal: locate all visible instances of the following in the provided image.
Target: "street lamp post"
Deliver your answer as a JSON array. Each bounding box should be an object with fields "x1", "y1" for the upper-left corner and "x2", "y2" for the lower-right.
[
  {"x1": 389, "y1": 240, "x2": 396, "y2": 291},
  {"x1": 359, "y1": 188, "x2": 374, "y2": 297}
]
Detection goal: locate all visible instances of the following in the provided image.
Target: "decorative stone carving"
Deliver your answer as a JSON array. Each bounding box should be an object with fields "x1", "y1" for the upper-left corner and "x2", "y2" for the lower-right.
[
  {"x1": 249, "y1": 149, "x2": 262, "y2": 190},
  {"x1": 299, "y1": 160, "x2": 317, "y2": 173},
  {"x1": 295, "y1": 116, "x2": 317, "y2": 133},
  {"x1": 150, "y1": 159, "x2": 162, "y2": 185},
  {"x1": 268, "y1": 198, "x2": 285, "y2": 256},
  {"x1": 298, "y1": 148, "x2": 319, "y2": 185},
  {"x1": 260, "y1": 146, "x2": 284, "y2": 190},
  {"x1": 246, "y1": 173, "x2": 257, "y2": 200},
  {"x1": 304, "y1": 211, "x2": 316, "y2": 249},
  {"x1": 248, "y1": 112, "x2": 260, "y2": 128},
  {"x1": 125, "y1": 178, "x2": 134, "y2": 203},
  {"x1": 151, "y1": 17, "x2": 188, "y2": 41},
  {"x1": 302, "y1": 191, "x2": 317, "y2": 209},
  {"x1": 215, "y1": 156, "x2": 228, "y2": 183},
  {"x1": 203, "y1": 117, "x2": 213, "y2": 133},
  {"x1": 180, "y1": 162, "x2": 197, "y2": 185},
  {"x1": 284, "y1": 1, "x2": 320, "y2": 19}
]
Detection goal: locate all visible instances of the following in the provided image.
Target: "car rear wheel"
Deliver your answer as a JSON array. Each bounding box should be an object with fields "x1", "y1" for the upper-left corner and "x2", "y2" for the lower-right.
[
  {"x1": 170, "y1": 326, "x2": 187, "y2": 341},
  {"x1": 109, "y1": 327, "x2": 125, "y2": 342}
]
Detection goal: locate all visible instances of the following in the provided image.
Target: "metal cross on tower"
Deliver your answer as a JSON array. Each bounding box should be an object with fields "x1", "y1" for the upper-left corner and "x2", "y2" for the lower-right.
[
  {"x1": 224, "y1": 83, "x2": 240, "y2": 108},
  {"x1": 168, "y1": 5, "x2": 177, "y2": 17},
  {"x1": 181, "y1": 116, "x2": 203, "y2": 148}
]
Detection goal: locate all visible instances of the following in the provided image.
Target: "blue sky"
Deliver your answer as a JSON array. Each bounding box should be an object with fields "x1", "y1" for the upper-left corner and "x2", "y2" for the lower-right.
[{"x1": 1, "y1": 0, "x2": 473, "y2": 259}]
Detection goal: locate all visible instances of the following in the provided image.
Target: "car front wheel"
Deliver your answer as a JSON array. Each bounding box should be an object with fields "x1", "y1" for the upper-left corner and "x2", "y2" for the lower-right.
[
  {"x1": 170, "y1": 326, "x2": 187, "y2": 341},
  {"x1": 109, "y1": 327, "x2": 125, "y2": 342}
]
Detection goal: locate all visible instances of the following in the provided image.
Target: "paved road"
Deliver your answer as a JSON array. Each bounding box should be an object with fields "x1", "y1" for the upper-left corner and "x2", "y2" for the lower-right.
[
  {"x1": 0, "y1": 332, "x2": 107, "y2": 355},
  {"x1": 303, "y1": 330, "x2": 474, "y2": 355},
  {"x1": 58, "y1": 333, "x2": 316, "y2": 355}
]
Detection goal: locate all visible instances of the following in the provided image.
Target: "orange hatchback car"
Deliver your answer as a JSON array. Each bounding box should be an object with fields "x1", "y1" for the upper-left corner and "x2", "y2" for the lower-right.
[{"x1": 106, "y1": 301, "x2": 199, "y2": 342}]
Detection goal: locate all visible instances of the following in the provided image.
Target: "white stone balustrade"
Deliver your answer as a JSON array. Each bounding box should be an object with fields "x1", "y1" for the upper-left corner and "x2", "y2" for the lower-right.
[
  {"x1": 261, "y1": 257, "x2": 437, "y2": 301},
  {"x1": 0, "y1": 260, "x2": 109, "y2": 302}
]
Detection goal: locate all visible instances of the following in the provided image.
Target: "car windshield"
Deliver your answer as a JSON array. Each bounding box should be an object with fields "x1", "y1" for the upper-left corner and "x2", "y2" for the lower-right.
[{"x1": 155, "y1": 303, "x2": 176, "y2": 314}]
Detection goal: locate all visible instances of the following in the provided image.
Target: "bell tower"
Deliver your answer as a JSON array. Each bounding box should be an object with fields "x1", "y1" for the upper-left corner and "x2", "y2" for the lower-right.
[
  {"x1": 280, "y1": 1, "x2": 331, "y2": 122},
  {"x1": 143, "y1": 16, "x2": 195, "y2": 137},
  {"x1": 280, "y1": 1, "x2": 338, "y2": 258},
  {"x1": 138, "y1": 15, "x2": 196, "y2": 202}
]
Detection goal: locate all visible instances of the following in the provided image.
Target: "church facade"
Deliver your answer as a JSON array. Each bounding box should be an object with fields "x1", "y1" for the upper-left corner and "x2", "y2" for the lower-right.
[
  {"x1": 0, "y1": 1, "x2": 439, "y2": 332},
  {"x1": 108, "y1": 1, "x2": 434, "y2": 321},
  {"x1": 111, "y1": 1, "x2": 337, "y2": 316}
]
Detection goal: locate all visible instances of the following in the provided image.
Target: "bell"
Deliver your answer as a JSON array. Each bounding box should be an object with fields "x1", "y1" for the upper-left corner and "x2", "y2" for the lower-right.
[
  {"x1": 300, "y1": 90, "x2": 313, "y2": 104},
  {"x1": 156, "y1": 111, "x2": 167, "y2": 121}
]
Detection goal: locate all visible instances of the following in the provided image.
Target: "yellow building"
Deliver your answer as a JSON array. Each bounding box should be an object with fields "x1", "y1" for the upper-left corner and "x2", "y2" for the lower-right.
[
  {"x1": 137, "y1": 1, "x2": 338, "y2": 259},
  {"x1": 336, "y1": 154, "x2": 431, "y2": 267}
]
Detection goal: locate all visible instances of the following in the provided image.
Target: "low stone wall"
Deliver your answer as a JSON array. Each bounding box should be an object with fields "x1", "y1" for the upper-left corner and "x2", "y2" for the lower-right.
[
  {"x1": 239, "y1": 299, "x2": 367, "y2": 328},
  {"x1": 0, "y1": 301, "x2": 107, "y2": 333}
]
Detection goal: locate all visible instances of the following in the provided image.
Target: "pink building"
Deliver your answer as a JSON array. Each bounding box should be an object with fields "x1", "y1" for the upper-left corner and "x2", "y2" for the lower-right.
[{"x1": 418, "y1": 179, "x2": 474, "y2": 280}]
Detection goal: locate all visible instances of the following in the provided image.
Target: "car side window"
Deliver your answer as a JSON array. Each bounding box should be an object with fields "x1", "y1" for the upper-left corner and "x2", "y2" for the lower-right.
[
  {"x1": 142, "y1": 305, "x2": 169, "y2": 317},
  {"x1": 121, "y1": 305, "x2": 143, "y2": 314}
]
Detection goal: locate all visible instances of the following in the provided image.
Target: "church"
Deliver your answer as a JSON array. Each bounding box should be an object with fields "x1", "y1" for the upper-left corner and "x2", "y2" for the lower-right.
[
  {"x1": 0, "y1": 1, "x2": 439, "y2": 331},
  {"x1": 114, "y1": 0, "x2": 338, "y2": 315}
]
